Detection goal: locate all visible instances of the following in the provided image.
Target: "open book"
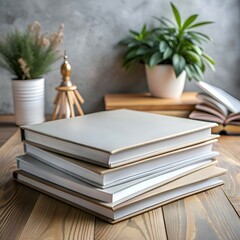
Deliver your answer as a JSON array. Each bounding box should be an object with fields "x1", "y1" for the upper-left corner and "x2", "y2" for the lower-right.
[{"x1": 189, "y1": 82, "x2": 240, "y2": 134}]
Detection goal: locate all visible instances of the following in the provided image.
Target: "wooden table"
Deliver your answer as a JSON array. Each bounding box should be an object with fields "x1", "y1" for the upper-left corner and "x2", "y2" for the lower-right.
[{"x1": 0, "y1": 130, "x2": 240, "y2": 239}]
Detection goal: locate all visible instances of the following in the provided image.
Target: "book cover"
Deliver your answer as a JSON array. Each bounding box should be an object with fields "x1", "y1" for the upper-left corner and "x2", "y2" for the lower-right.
[
  {"x1": 21, "y1": 109, "x2": 217, "y2": 168},
  {"x1": 13, "y1": 166, "x2": 226, "y2": 223},
  {"x1": 16, "y1": 154, "x2": 217, "y2": 204},
  {"x1": 24, "y1": 138, "x2": 219, "y2": 188}
]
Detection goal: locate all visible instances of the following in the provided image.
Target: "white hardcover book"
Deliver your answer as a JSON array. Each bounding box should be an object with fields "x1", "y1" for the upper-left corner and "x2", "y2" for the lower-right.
[
  {"x1": 14, "y1": 165, "x2": 226, "y2": 222},
  {"x1": 16, "y1": 154, "x2": 215, "y2": 204},
  {"x1": 21, "y1": 109, "x2": 217, "y2": 168},
  {"x1": 24, "y1": 139, "x2": 219, "y2": 188}
]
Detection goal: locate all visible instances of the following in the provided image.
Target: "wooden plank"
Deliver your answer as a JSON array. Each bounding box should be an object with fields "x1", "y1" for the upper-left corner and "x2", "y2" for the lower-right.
[
  {"x1": 213, "y1": 136, "x2": 240, "y2": 215},
  {"x1": 104, "y1": 92, "x2": 200, "y2": 111},
  {"x1": 0, "y1": 130, "x2": 40, "y2": 239},
  {"x1": 95, "y1": 208, "x2": 167, "y2": 240},
  {"x1": 19, "y1": 194, "x2": 95, "y2": 240},
  {"x1": 0, "y1": 130, "x2": 23, "y2": 188},
  {"x1": 163, "y1": 187, "x2": 240, "y2": 240},
  {"x1": 0, "y1": 184, "x2": 40, "y2": 240}
]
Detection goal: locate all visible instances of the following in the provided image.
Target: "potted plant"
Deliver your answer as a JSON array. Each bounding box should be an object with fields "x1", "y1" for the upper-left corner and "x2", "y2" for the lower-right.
[
  {"x1": 0, "y1": 21, "x2": 64, "y2": 125},
  {"x1": 120, "y1": 2, "x2": 215, "y2": 98}
]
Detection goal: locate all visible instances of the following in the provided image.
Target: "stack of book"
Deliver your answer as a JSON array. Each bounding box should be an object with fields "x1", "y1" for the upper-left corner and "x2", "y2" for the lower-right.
[
  {"x1": 189, "y1": 81, "x2": 240, "y2": 135},
  {"x1": 14, "y1": 109, "x2": 226, "y2": 223}
]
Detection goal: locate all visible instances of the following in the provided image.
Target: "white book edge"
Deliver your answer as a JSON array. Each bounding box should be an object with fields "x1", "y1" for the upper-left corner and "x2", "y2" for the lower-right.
[
  {"x1": 16, "y1": 155, "x2": 214, "y2": 204},
  {"x1": 24, "y1": 128, "x2": 214, "y2": 167},
  {"x1": 24, "y1": 139, "x2": 218, "y2": 187},
  {"x1": 15, "y1": 172, "x2": 223, "y2": 221}
]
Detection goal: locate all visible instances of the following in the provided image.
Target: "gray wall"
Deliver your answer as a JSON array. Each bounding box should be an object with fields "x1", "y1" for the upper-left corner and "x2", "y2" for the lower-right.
[{"x1": 0, "y1": 0, "x2": 239, "y2": 114}]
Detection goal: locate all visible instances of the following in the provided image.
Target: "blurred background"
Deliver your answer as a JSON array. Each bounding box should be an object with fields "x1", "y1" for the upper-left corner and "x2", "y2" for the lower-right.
[{"x1": 0, "y1": 0, "x2": 239, "y2": 114}]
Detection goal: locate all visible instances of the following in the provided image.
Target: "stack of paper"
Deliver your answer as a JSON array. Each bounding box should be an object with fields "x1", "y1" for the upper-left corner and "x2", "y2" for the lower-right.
[{"x1": 14, "y1": 109, "x2": 226, "y2": 223}]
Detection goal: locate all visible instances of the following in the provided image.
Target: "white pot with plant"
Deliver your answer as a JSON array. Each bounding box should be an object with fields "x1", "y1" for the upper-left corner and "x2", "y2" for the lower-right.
[
  {"x1": 0, "y1": 21, "x2": 64, "y2": 125},
  {"x1": 120, "y1": 2, "x2": 215, "y2": 98}
]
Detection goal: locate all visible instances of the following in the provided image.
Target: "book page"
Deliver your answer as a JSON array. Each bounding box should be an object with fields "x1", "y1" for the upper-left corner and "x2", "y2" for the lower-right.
[
  {"x1": 195, "y1": 104, "x2": 226, "y2": 120},
  {"x1": 225, "y1": 113, "x2": 240, "y2": 125},
  {"x1": 189, "y1": 110, "x2": 224, "y2": 124},
  {"x1": 197, "y1": 93, "x2": 228, "y2": 116}
]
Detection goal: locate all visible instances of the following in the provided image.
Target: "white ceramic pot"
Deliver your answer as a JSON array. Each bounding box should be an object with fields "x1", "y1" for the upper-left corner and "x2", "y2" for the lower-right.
[
  {"x1": 145, "y1": 65, "x2": 186, "y2": 98},
  {"x1": 12, "y1": 78, "x2": 45, "y2": 126}
]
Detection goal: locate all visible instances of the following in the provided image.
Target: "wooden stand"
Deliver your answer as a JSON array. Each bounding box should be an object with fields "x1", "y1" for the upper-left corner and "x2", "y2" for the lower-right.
[
  {"x1": 52, "y1": 53, "x2": 84, "y2": 120},
  {"x1": 52, "y1": 85, "x2": 84, "y2": 120}
]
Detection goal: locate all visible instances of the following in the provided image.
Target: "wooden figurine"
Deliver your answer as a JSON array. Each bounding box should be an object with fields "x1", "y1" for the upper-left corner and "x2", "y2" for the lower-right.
[{"x1": 52, "y1": 53, "x2": 84, "y2": 120}]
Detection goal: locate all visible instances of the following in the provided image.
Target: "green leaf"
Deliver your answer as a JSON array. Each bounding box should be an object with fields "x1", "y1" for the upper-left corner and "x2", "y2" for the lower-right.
[
  {"x1": 141, "y1": 24, "x2": 147, "y2": 34},
  {"x1": 188, "y1": 64, "x2": 202, "y2": 81},
  {"x1": 188, "y1": 31, "x2": 212, "y2": 42},
  {"x1": 190, "y1": 45, "x2": 202, "y2": 55},
  {"x1": 163, "y1": 47, "x2": 173, "y2": 60},
  {"x1": 202, "y1": 53, "x2": 215, "y2": 65},
  {"x1": 184, "y1": 50, "x2": 202, "y2": 64},
  {"x1": 154, "y1": 17, "x2": 171, "y2": 27},
  {"x1": 149, "y1": 52, "x2": 162, "y2": 67},
  {"x1": 144, "y1": 40, "x2": 155, "y2": 48},
  {"x1": 129, "y1": 30, "x2": 139, "y2": 36},
  {"x1": 128, "y1": 41, "x2": 141, "y2": 48},
  {"x1": 202, "y1": 54, "x2": 215, "y2": 71},
  {"x1": 193, "y1": 64, "x2": 204, "y2": 80},
  {"x1": 170, "y1": 2, "x2": 181, "y2": 28},
  {"x1": 185, "y1": 65, "x2": 193, "y2": 80},
  {"x1": 189, "y1": 21, "x2": 214, "y2": 29},
  {"x1": 125, "y1": 48, "x2": 139, "y2": 60},
  {"x1": 125, "y1": 47, "x2": 149, "y2": 60},
  {"x1": 159, "y1": 41, "x2": 168, "y2": 52},
  {"x1": 172, "y1": 53, "x2": 186, "y2": 76},
  {"x1": 182, "y1": 14, "x2": 198, "y2": 31}
]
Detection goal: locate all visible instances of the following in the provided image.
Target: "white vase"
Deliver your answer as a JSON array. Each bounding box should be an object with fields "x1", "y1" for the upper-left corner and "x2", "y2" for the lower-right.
[
  {"x1": 145, "y1": 65, "x2": 186, "y2": 98},
  {"x1": 12, "y1": 78, "x2": 45, "y2": 126}
]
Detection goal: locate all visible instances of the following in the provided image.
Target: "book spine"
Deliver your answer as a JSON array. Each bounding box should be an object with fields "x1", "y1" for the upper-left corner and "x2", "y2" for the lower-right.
[{"x1": 20, "y1": 128, "x2": 26, "y2": 142}]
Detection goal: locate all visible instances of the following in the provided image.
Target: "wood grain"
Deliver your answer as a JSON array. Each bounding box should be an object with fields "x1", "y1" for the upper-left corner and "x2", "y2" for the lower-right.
[
  {"x1": 0, "y1": 130, "x2": 40, "y2": 240},
  {"x1": 95, "y1": 208, "x2": 167, "y2": 240},
  {"x1": 163, "y1": 187, "x2": 240, "y2": 240},
  {"x1": 104, "y1": 92, "x2": 200, "y2": 111},
  {"x1": 19, "y1": 194, "x2": 95, "y2": 240},
  {"x1": 0, "y1": 184, "x2": 40, "y2": 240},
  {"x1": 214, "y1": 136, "x2": 240, "y2": 215},
  {"x1": 0, "y1": 129, "x2": 23, "y2": 199}
]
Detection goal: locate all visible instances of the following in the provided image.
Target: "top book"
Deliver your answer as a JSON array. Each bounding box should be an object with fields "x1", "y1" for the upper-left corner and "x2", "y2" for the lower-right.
[{"x1": 21, "y1": 109, "x2": 216, "y2": 168}]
